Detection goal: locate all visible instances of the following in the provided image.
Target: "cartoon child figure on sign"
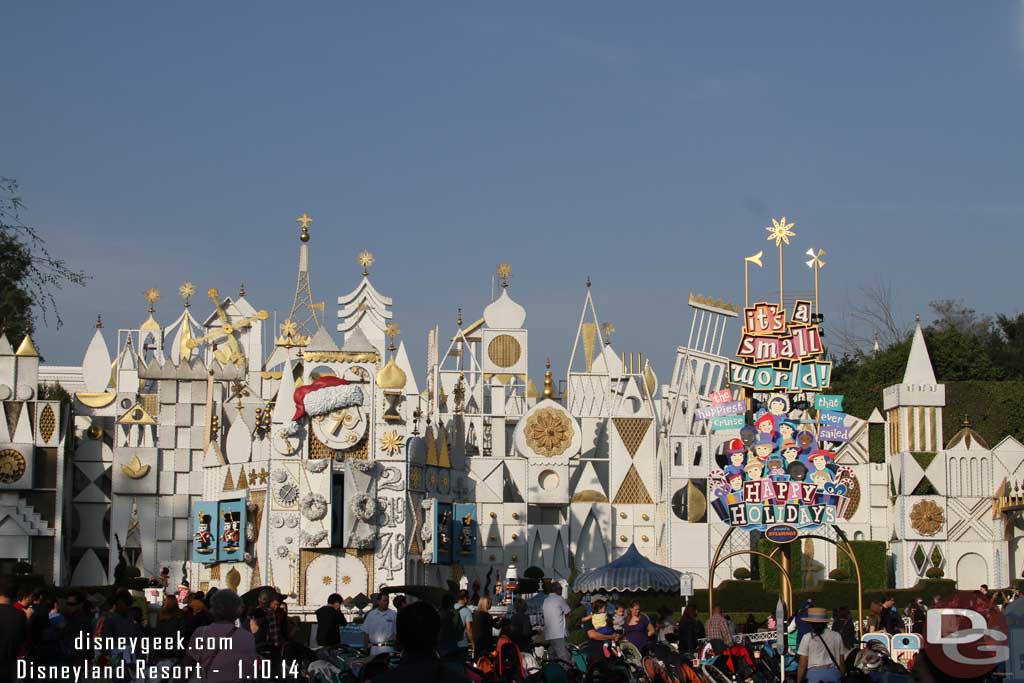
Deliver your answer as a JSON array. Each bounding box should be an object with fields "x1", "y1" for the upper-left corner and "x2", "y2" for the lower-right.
[
  {"x1": 807, "y1": 449, "x2": 835, "y2": 484},
  {"x1": 724, "y1": 466, "x2": 745, "y2": 492},
  {"x1": 753, "y1": 435, "x2": 776, "y2": 463},
  {"x1": 755, "y1": 413, "x2": 776, "y2": 440},
  {"x1": 787, "y1": 460, "x2": 809, "y2": 482},
  {"x1": 726, "y1": 438, "x2": 747, "y2": 468},
  {"x1": 194, "y1": 512, "x2": 213, "y2": 554},
  {"x1": 459, "y1": 513, "x2": 475, "y2": 555},
  {"x1": 780, "y1": 440, "x2": 800, "y2": 465},
  {"x1": 776, "y1": 419, "x2": 797, "y2": 445},
  {"x1": 744, "y1": 461, "x2": 765, "y2": 482},
  {"x1": 766, "y1": 394, "x2": 789, "y2": 424},
  {"x1": 766, "y1": 455, "x2": 787, "y2": 479},
  {"x1": 796, "y1": 425, "x2": 818, "y2": 456}
]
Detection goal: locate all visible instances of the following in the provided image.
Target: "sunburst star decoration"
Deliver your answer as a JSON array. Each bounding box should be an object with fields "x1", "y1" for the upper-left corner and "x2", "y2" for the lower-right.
[
  {"x1": 179, "y1": 282, "x2": 196, "y2": 305},
  {"x1": 358, "y1": 250, "x2": 375, "y2": 275},
  {"x1": 765, "y1": 217, "x2": 795, "y2": 247}
]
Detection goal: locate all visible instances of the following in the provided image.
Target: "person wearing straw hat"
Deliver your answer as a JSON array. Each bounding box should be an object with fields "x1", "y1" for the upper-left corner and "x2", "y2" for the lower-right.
[{"x1": 796, "y1": 607, "x2": 846, "y2": 683}]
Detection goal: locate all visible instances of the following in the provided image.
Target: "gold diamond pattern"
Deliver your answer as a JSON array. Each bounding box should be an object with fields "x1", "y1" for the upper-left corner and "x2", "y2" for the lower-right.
[
  {"x1": 612, "y1": 418, "x2": 652, "y2": 457},
  {"x1": 39, "y1": 404, "x2": 56, "y2": 442},
  {"x1": 612, "y1": 464, "x2": 653, "y2": 505}
]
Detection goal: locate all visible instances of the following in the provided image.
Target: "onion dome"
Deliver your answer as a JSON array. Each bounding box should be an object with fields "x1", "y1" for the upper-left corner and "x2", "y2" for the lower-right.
[
  {"x1": 376, "y1": 357, "x2": 407, "y2": 391},
  {"x1": 483, "y1": 289, "x2": 526, "y2": 329}
]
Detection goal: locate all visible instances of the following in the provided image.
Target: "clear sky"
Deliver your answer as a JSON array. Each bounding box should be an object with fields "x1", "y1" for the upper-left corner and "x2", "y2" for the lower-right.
[{"x1": 4, "y1": 2, "x2": 1024, "y2": 385}]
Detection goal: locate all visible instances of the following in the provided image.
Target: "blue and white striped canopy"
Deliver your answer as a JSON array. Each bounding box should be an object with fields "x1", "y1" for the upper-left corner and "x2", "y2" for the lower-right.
[{"x1": 573, "y1": 544, "x2": 682, "y2": 593}]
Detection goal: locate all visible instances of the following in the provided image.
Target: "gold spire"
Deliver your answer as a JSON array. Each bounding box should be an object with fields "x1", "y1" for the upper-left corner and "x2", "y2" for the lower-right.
[
  {"x1": 96, "y1": 314, "x2": 103, "y2": 329},
  {"x1": 542, "y1": 357, "x2": 554, "y2": 399},
  {"x1": 456, "y1": 307, "x2": 463, "y2": 327},
  {"x1": 386, "y1": 322, "x2": 400, "y2": 354},
  {"x1": 16, "y1": 335, "x2": 39, "y2": 357},
  {"x1": 296, "y1": 213, "x2": 312, "y2": 242},
  {"x1": 358, "y1": 250, "x2": 375, "y2": 276},
  {"x1": 239, "y1": 283, "x2": 246, "y2": 298},
  {"x1": 497, "y1": 262, "x2": 512, "y2": 288}
]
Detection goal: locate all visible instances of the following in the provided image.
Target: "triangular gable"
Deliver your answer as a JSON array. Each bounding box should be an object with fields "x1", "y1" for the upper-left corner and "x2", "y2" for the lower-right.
[{"x1": 118, "y1": 402, "x2": 156, "y2": 426}]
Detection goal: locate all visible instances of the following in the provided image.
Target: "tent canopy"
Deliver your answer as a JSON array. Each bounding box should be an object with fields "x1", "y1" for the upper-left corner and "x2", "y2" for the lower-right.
[{"x1": 572, "y1": 543, "x2": 681, "y2": 593}]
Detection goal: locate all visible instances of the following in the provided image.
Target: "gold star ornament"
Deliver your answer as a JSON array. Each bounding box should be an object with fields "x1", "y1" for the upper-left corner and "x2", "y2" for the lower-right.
[
  {"x1": 179, "y1": 282, "x2": 196, "y2": 305},
  {"x1": 144, "y1": 288, "x2": 161, "y2": 305},
  {"x1": 358, "y1": 250, "x2": 375, "y2": 275},
  {"x1": 765, "y1": 217, "x2": 796, "y2": 247}
]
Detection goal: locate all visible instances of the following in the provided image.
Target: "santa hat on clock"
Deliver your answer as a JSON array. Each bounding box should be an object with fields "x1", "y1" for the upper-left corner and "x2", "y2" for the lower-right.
[{"x1": 284, "y1": 376, "x2": 364, "y2": 435}]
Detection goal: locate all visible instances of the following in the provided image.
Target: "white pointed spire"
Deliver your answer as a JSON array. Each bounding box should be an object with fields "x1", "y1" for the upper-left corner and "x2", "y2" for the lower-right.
[
  {"x1": 394, "y1": 341, "x2": 419, "y2": 395},
  {"x1": 82, "y1": 327, "x2": 113, "y2": 393},
  {"x1": 902, "y1": 322, "x2": 937, "y2": 385}
]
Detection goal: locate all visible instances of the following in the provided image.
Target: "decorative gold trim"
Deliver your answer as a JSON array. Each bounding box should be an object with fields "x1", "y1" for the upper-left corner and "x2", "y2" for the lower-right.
[
  {"x1": 487, "y1": 334, "x2": 522, "y2": 369},
  {"x1": 570, "y1": 490, "x2": 608, "y2": 503},
  {"x1": 304, "y1": 351, "x2": 379, "y2": 363},
  {"x1": 39, "y1": 404, "x2": 56, "y2": 442},
  {"x1": 75, "y1": 392, "x2": 117, "y2": 408},
  {"x1": 612, "y1": 465, "x2": 653, "y2": 505},
  {"x1": 16, "y1": 335, "x2": 39, "y2": 357},
  {"x1": 121, "y1": 455, "x2": 151, "y2": 479}
]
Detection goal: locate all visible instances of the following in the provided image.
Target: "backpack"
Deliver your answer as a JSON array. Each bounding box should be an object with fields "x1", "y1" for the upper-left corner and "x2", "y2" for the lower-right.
[{"x1": 496, "y1": 635, "x2": 526, "y2": 682}]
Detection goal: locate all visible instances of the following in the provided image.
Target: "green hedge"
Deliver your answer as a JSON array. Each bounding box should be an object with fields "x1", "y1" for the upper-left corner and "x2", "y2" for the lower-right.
[
  {"x1": 944, "y1": 381, "x2": 1024, "y2": 446},
  {"x1": 757, "y1": 539, "x2": 804, "y2": 591},
  {"x1": 837, "y1": 540, "x2": 888, "y2": 589}
]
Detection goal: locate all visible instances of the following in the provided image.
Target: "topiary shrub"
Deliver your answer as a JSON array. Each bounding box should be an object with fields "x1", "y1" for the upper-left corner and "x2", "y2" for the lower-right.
[
  {"x1": 829, "y1": 567, "x2": 850, "y2": 581},
  {"x1": 837, "y1": 540, "x2": 888, "y2": 589},
  {"x1": 925, "y1": 567, "x2": 944, "y2": 579},
  {"x1": 733, "y1": 567, "x2": 751, "y2": 580},
  {"x1": 524, "y1": 566, "x2": 545, "y2": 580}
]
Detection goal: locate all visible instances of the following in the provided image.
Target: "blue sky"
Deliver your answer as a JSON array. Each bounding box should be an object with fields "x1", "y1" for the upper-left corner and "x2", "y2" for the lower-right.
[{"x1": 4, "y1": 2, "x2": 1024, "y2": 384}]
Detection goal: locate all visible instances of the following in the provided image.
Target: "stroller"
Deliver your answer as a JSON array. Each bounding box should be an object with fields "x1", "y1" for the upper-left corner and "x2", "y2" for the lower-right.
[{"x1": 584, "y1": 641, "x2": 637, "y2": 683}]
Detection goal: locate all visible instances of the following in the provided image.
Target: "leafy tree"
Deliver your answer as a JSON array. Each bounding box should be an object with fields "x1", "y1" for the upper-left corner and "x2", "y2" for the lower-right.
[{"x1": 0, "y1": 177, "x2": 88, "y2": 342}]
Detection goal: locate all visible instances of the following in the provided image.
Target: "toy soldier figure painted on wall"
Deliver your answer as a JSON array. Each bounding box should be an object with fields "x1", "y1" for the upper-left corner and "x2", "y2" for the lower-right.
[
  {"x1": 459, "y1": 513, "x2": 474, "y2": 554},
  {"x1": 195, "y1": 512, "x2": 213, "y2": 554},
  {"x1": 438, "y1": 510, "x2": 451, "y2": 551},
  {"x1": 222, "y1": 511, "x2": 240, "y2": 552}
]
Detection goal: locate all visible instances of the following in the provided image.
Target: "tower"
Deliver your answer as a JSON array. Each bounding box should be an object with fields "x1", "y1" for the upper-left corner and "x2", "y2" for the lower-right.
[{"x1": 277, "y1": 213, "x2": 324, "y2": 349}]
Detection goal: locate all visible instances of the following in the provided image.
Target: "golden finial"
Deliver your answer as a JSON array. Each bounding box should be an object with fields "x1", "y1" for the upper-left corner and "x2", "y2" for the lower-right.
[
  {"x1": 238, "y1": 283, "x2": 246, "y2": 298},
  {"x1": 542, "y1": 357, "x2": 554, "y2": 399},
  {"x1": 179, "y1": 282, "x2": 195, "y2": 307},
  {"x1": 497, "y1": 262, "x2": 512, "y2": 288},
  {"x1": 457, "y1": 307, "x2": 463, "y2": 327},
  {"x1": 963, "y1": 414, "x2": 972, "y2": 428},
  {"x1": 916, "y1": 313, "x2": 921, "y2": 323},
  {"x1": 386, "y1": 322, "x2": 400, "y2": 353},
  {"x1": 296, "y1": 213, "x2": 312, "y2": 242},
  {"x1": 358, "y1": 250, "x2": 375, "y2": 276},
  {"x1": 602, "y1": 321, "x2": 614, "y2": 344},
  {"x1": 96, "y1": 314, "x2": 103, "y2": 329},
  {"x1": 143, "y1": 288, "x2": 161, "y2": 313},
  {"x1": 586, "y1": 275, "x2": 591, "y2": 288}
]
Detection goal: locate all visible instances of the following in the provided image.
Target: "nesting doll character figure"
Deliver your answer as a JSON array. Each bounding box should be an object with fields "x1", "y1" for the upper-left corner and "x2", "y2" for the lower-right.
[
  {"x1": 176, "y1": 580, "x2": 190, "y2": 605},
  {"x1": 811, "y1": 469, "x2": 833, "y2": 488},
  {"x1": 744, "y1": 461, "x2": 765, "y2": 482},
  {"x1": 459, "y1": 513, "x2": 475, "y2": 555},
  {"x1": 194, "y1": 512, "x2": 213, "y2": 554},
  {"x1": 755, "y1": 413, "x2": 777, "y2": 441}
]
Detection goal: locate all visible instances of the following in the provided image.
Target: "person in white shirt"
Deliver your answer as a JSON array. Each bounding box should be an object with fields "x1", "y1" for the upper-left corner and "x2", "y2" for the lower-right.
[
  {"x1": 796, "y1": 607, "x2": 846, "y2": 683},
  {"x1": 361, "y1": 593, "x2": 397, "y2": 656},
  {"x1": 542, "y1": 584, "x2": 572, "y2": 668}
]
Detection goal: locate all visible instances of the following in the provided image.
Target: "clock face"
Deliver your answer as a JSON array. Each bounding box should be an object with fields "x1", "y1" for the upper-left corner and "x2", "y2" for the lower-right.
[
  {"x1": 311, "y1": 406, "x2": 368, "y2": 450},
  {"x1": 0, "y1": 449, "x2": 27, "y2": 484}
]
